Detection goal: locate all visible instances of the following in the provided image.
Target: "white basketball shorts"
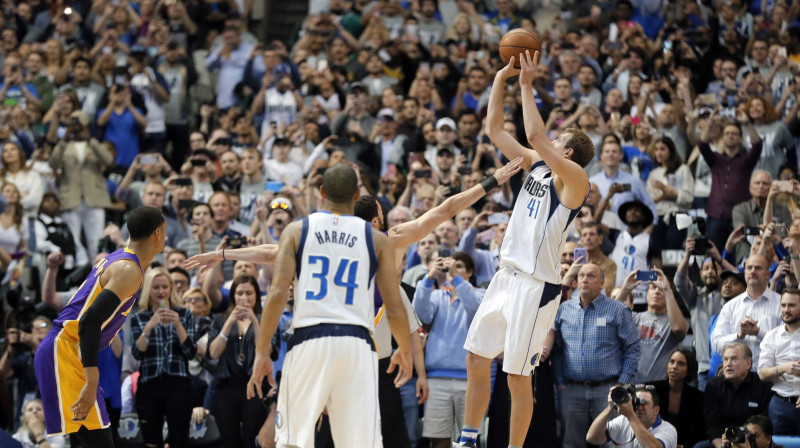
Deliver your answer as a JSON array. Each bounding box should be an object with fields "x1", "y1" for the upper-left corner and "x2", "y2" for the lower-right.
[
  {"x1": 464, "y1": 267, "x2": 562, "y2": 376},
  {"x1": 275, "y1": 324, "x2": 381, "y2": 448}
]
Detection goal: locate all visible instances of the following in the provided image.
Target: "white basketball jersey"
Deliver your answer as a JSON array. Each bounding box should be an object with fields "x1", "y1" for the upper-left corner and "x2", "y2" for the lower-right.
[
  {"x1": 610, "y1": 230, "x2": 651, "y2": 304},
  {"x1": 500, "y1": 161, "x2": 586, "y2": 284},
  {"x1": 293, "y1": 212, "x2": 378, "y2": 331}
]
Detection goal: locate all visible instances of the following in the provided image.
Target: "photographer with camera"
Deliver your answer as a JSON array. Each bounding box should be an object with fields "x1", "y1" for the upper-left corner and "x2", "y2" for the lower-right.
[
  {"x1": 586, "y1": 384, "x2": 677, "y2": 448},
  {"x1": 720, "y1": 415, "x2": 783, "y2": 448}
]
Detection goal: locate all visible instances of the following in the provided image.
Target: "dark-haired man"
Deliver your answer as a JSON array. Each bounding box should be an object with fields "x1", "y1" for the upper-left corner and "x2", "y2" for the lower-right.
[
  {"x1": 59, "y1": 57, "x2": 105, "y2": 119},
  {"x1": 246, "y1": 164, "x2": 413, "y2": 447},
  {"x1": 457, "y1": 51, "x2": 594, "y2": 448},
  {"x1": 586, "y1": 385, "x2": 677, "y2": 448},
  {"x1": 34, "y1": 206, "x2": 166, "y2": 447}
]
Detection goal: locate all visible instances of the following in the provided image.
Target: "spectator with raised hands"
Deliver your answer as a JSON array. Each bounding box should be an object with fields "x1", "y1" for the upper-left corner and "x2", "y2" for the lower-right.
[
  {"x1": 646, "y1": 136, "x2": 694, "y2": 249},
  {"x1": 12, "y1": 398, "x2": 65, "y2": 448},
  {"x1": 0, "y1": 141, "x2": 43, "y2": 218},
  {"x1": 742, "y1": 96, "x2": 794, "y2": 178}
]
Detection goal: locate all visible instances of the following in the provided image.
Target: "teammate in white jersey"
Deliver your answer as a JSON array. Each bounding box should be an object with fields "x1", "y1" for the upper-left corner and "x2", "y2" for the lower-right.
[
  {"x1": 245, "y1": 164, "x2": 412, "y2": 448},
  {"x1": 457, "y1": 52, "x2": 595, "y2": 448}
]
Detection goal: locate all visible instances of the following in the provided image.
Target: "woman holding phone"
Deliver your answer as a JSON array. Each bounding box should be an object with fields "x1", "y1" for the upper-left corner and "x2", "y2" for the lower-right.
[
  {"x1": 207, "y1": 275, "x2": 273, "y2": 448},
  {"x1": 131, "y1": 267, "x2": 197, "y2": 448}
]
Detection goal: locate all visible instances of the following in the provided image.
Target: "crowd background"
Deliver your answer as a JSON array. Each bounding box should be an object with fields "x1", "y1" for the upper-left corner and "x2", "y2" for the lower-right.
[{"x1": 0, "y1": 0, "x2": 797, "y2": 446}]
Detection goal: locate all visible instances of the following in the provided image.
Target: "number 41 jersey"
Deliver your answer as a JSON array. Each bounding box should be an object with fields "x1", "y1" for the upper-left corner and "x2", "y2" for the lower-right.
[
  {"x1": 293, "y1": 212, "x2": 379, "y2": 331},
  {"x1": 500, "y1": 161, "x2": 585, "y2": 284}
]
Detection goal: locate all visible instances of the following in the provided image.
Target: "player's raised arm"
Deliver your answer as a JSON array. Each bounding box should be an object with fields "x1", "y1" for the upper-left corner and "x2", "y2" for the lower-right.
[
  {"x1": 373, "y1": 230, "x2": 413, "y2": 387},
  {"x1": 519, "y1": 50, "x2": 589, "y2": 208},
  {"x1": 72, "y1": 260, "x2": 143, "y2": 421},
  {"x1": 247, "y1": 223, "x2": 300, "y2": 399},
  {"x1": 388, "y1": 157, "x2": 522, "y2": 249},
  {"x1": 485, "y1": 56, "x2": 542, "y2": 171}
]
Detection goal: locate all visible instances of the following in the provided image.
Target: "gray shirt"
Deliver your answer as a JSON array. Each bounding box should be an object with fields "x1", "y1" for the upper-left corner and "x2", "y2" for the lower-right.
[
  {"x1": 633, "y1": 311, "x2": 682, "y2": 383},
  {"x1": 239, "y1": 179, "x2": 264, "y2": 225},
  {"x1": 674, "y1": 271, "x2": 724, "y2": 373},
  {"x1": 59, "y1": 82, "x2": 106, "y2": 119}
]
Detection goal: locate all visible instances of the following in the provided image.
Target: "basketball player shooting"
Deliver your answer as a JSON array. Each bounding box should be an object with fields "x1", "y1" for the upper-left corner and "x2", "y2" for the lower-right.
[
  {"x1": 246, "y1": 164, "x2": 413, "y2": 447},
  {"x1": 456, "y1": 51, "x2": 593, "y2": 448},
  {"x1": 33, "y1": 207, "x2": 167, "y2": 447}
]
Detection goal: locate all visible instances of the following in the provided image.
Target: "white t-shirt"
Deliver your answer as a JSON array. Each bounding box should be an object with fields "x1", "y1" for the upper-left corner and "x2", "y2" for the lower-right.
[
  {"x1": 605, "y1": 414, "x2": 677, "y2": 448},
  {"x1": 13, "y1": 429, "x2": 66, "y2": 448}
]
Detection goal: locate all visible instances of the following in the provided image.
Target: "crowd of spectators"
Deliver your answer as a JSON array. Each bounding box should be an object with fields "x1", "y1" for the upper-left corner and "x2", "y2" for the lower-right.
[{"x1": 0, "y1": 0, "x2": 798, "y2": 447}]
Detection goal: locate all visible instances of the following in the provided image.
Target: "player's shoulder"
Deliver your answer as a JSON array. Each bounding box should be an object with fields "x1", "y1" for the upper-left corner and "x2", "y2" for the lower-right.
[{"x1": 106, "y1": 258, "x2": 143, "y2": 279}]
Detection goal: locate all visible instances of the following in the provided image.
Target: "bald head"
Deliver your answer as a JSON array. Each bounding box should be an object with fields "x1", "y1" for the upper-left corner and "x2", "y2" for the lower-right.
[{"x1": 322, "y1": 164, "x2": 359, "y2": 203}]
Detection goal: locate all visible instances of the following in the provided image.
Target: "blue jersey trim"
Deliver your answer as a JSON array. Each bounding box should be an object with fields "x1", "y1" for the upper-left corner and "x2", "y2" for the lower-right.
[
  {"x1": 296, "y1": 218, "x2": 309, "y2": 279},
  {"x1": 286, "y1": 323, "x2": 375, "y2": 352},
  {"x1": 546, "y1": 177, "x2": 561, "y2": 221},
  {"x1": 531, "y1": 160, "x2": 546, "y2": 171},
  {"x1": 364, "y1": 222, "x2": 378, "y2": 288}
]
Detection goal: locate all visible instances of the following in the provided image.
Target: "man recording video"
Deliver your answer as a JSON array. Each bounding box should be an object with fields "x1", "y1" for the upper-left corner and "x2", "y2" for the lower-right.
[
  {"x1": 586, "y1": 384, "x2": 677, "y2": 448},
  {"x1": 721, "y1": 415, "x2": 782, "y2": 448}
]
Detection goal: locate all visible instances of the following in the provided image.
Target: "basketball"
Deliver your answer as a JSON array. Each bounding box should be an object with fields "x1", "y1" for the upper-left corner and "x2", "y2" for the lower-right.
[{"x1": 499, "y1": 29, "x2": 541, "y2": 68}]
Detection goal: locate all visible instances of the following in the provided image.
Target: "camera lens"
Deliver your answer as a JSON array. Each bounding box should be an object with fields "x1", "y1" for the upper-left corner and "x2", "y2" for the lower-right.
[{"x1": 610, "y1": 386, "x2": 630, "y2": 404}]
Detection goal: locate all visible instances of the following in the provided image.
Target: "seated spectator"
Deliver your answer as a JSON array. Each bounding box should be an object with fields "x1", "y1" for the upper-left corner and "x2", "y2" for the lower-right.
[
  {"x1": 697, "y1": 342, "x2": 773, "y2": 448},
  {"x1": 13, "y1": 398, "x2": 65, "y2": 448},
  {"x1": 648, "y1": 348, "x2": 706, "y2": 447}
]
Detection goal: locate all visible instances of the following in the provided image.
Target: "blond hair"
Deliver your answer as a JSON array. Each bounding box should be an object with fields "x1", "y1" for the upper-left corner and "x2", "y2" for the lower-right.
[{"x1": 138, "y1": 267, "x2": 181, "y2": 311}]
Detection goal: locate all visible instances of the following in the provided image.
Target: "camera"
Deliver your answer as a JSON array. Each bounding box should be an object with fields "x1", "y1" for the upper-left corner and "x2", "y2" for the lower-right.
[
  {"x1": 693, "y1": 237, "x2": 712, "y2": 255},
  {"x1": 724, "y1": 426, "x2": 756, "y2": 448},
  {"x1": 610, "y1": 385, "x2": 645, "y2": 406}
]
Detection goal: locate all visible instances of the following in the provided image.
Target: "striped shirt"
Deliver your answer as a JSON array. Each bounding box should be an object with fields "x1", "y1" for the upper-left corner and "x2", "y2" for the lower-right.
[
  {"x1": 552, "y1": 294, "x2": 641, "y2": 385},
  {"x1": 711, "y1": 289, "x2": 781, "y2": 370},
  {"x1": 130, "y1": 307, "x2": 197, "y2": 383}
]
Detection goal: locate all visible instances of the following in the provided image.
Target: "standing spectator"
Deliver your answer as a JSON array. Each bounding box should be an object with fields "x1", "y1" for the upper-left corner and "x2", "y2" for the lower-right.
[
  {"x1": 361, "y1": 54, "x2": 399, "y2": 96},
  {"x1": 59, "y1": 57, "x2": 105, "y2": 119},
  {"x1": 697, "y1": 342, "x2": 773, "y2": 448},
  {"x1": 712, "y1": 254, "x2": 782, "y2": 370},
  {"x1": 647, "y1": 348, "x2": 706, "y2": 447},
  {"x1": 131, "y1": 267, "x2": 197, "y2": 448},
  {"x1": 97, "y1": 84, "x2": 148, "y2": 171},
  {"x1": 263, "y1": 137, "x2": 303, "y2": 187},
  {"x1": 212, "y1": 150, "x2": 242, "y2": 193},
  {"x1": 589, "y1": 139, "x2": 657, "y2": 221},
  {"x1": 732, "y1": 170, "x2": 792, "y2": 263},
  {"x1": 604, "y1": 47, "x2": 648, "y2": 101},
  {"x1": 413, "y1": 251, "x2": 483, "y2": 447},
  {"x1": 579, "y1": 223, "x2": 617, "y2": 295},
  {"x1": 33, "y1": 193, "x2": 86, "y2": 281},
  {"x1": 646, "y1": 136, "x2": 694, "y2": 249},
  {"x1": 742, "y1": 96, "x2": 794, "y2": 179},
  {"x1": 206, "y1": 275, "x2": 267, "y2": 448},
  {"x1": 205, "y1": 26, "x2": 264, "y2": 110},
  {"x1": 756, "y1": 289, "x2": 800, "y2": 435},
  {"x1": 158, "y1": 42, "x2": 197, "y2": 171},
  {"x1": 698, "y1": 110, "x2": 763, "y2": 253},
  {"x1": 22, "y1": 51, "x2": 53, "y2": 113},
  {"x1": 238, "y1": 147, "x2": 264, "y2": 225},
  {"x1": 129, "y1": 46, "x2": 170, "y2": 154},
  {"x1": 417, "y1": 0, "x2": 446, "y2": 47},
  {"x1": 618, "y1": 269, "x2": 688, "y2": 382},
  {"x1": 0, "y1": 183, "x2": 27, "y2": 286},
  {"x1": 674, "y1": 237, "x2": 728, "y2": 390},
  {"x1": 552, "y1": 263, "x2": 640, "y2": 448},
  {"x1": 609, "y1": 200, "x2": 661, "y2": 308},
  {"x1": 451, "y1": 66, "x2": 489, "y2": 117},
  {"x1": 177, "y1": 202, "x2": 222, "y2": 259},
  {"x1": 0, "y1": 54, "x2": 40, "y2": 110},
  {"x1": 0, "y1": 141, "x2": 43, "y2": 217},
  {"x1": 252, "y1": 73, "x2": 300, "y2": 139},
  {"x1": 50, "y1": 111, "x2": 114, "y2": 261}
]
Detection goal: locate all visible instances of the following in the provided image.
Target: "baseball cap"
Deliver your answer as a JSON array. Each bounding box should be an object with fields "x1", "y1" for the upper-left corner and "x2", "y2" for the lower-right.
[
  {"x1": 348, "y1": 82, "x2": 366, "y2": 94},
  {"x1": 436, "y1": 117, "x2": 457, "y2": 131},
  {"x1": 720, "y1": 270, "x2": 746, "y2": 285},
  {"x1": 377, "y1": 108, "x2": 397, "y2": 121}
]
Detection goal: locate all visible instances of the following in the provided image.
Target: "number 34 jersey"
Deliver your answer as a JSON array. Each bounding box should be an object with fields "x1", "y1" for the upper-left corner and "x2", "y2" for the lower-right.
[
  {"x1": 293, "y1": 212, "x2": 379, "y2": 332},
  {"x1": 501, "y1": 161, "x2": 585, "y2": 284}
]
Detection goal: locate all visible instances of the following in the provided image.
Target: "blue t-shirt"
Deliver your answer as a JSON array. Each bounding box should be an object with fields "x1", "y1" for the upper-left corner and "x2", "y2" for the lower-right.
[
  {"x1": 97, "y1": 335, "x2": 123, "y2": 409},
  {"x1": 0, "y1": 82, "x2": 39, "y2": 109},
  {"x1": 99, "y1": 107, "x2": 143, "y2": 167}
]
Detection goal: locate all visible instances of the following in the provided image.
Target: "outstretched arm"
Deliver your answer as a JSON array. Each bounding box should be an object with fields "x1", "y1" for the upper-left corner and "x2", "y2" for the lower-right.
[
  {"x1": 184, "y1": 244, "x2": 279, "y2": 272},
  {"x1": 485, "y1": 55, "x2": 542, "y2": 171},
  {"x1": 519, "y1": 51, "x2": 589, "y2": 209},
  {"x1": 388, "y1": 158, "x2": 522, "y2": 249}
]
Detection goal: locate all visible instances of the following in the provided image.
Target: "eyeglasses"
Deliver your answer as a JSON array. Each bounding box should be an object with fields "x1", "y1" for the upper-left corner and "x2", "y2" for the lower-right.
[{"x1": 184, "y1": 296, "x2": 206, "y2": 304}]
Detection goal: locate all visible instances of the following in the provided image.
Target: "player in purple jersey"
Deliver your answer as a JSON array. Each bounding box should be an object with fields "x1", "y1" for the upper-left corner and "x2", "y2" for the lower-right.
[{"x1": 34, "y1": 207, "x2": 166, "y2": 446}]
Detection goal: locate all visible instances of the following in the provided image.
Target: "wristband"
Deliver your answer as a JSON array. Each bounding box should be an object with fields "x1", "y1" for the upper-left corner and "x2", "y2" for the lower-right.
[
  {"x1": 36, "y1": 436, "x2": 45, "y2": 444},
  {"x1": 480, "y1": 175, "x2": 498, "y2": 192},
  {"x1": 222, "y1": 249, "x2": 226, "y2": 261},
  {"x1": 219, "y1": 333, "x2": 229, "y2": 342}
]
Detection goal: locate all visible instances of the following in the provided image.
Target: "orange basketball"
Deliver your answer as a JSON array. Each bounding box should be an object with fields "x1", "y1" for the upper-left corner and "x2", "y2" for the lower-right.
[{"x1": 499, "y1": 29, "x2": 542, "y2": 68}]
